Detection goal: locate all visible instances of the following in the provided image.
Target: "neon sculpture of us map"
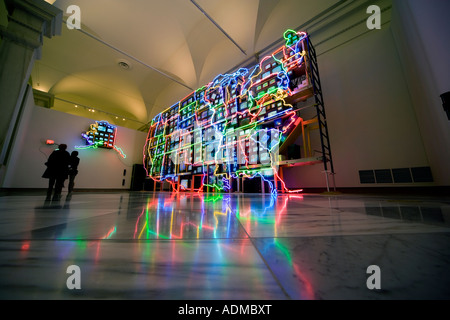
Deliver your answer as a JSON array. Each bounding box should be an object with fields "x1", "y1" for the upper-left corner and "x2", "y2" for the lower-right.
[{"x1": 144, "y1": 29, "x2": 320, "y2": 194}]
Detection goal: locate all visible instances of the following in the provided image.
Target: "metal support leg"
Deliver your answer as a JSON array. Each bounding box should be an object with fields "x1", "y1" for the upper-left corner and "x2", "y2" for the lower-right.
[
  {"x1": 323, "y1": 171, "x2": 330, "y2": 193},
  {"x1": 261, "y1": 176, "x2": 265, "y2": 194}
]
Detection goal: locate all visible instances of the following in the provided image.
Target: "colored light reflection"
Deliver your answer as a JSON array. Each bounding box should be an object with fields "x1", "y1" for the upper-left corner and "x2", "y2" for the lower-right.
[
  {"x1": 129, "y1": 192, "x2": 313, "y2": 297},
  {"x1": 131, "y1": 193, "x2": 305, "y2": 241},
  {"x1": 134, "y1": 194, "x2": 228, "y2": 240}
]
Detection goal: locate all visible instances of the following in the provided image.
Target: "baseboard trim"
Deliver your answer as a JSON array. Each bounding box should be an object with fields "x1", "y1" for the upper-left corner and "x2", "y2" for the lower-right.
[{"x1": 301, "y1": 186, "x2": 450, "y2": 196}]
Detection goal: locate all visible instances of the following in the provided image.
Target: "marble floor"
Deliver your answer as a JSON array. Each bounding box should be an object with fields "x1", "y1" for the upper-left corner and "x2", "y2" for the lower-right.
[{"x1": 0, "y1": 190, "x2": 449, "y2": 300}]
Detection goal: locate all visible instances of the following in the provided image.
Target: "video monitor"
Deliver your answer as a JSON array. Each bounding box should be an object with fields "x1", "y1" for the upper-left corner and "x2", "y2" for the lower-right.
[{"x1": 181, "y1": 180, "x2": 189, "y2": 189}]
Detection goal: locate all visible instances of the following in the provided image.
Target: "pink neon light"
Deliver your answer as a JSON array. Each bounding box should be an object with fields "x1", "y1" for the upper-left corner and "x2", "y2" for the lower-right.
[{"x1": 143, "y1": 30, "x2": 311, "y2": 194}]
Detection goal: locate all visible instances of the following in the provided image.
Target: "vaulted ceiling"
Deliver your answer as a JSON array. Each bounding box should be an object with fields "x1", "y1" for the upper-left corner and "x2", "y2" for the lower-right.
[{"x1": 32, "y1": 0, "x2": 360, "y2": 130}]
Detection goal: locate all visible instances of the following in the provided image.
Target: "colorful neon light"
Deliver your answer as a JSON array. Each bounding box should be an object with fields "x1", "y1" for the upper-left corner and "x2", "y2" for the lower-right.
[
  {"x1": 76, "y1": 121, "x2": 127, "y2": 158},
  {"x1": 144, "y1": 30, "x2": 312, "y2": 193}
]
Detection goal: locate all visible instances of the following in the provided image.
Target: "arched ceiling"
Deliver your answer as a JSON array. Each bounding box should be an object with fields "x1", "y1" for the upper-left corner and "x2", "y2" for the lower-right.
[{"x1": 33, "y1": 0, "x2": 341, "y2": 130}]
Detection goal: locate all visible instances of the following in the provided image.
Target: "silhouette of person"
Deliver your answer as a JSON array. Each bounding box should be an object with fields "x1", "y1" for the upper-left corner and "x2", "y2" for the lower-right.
[
  {"x1": 42, "y1": 144, "x2": 70, "y2": 202},
  {"x1": 68, "y1": 151, "x2": 80, "y2": 195}
]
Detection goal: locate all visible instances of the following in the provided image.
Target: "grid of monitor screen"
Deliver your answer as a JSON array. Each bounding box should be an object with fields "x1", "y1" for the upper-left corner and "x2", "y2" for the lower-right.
[
  {"x1": 86, "y1": 121, "x2": 116, "y2": 149},
  {"x1": 144, "y1": 30, "x2": 311, "y2": 188}
]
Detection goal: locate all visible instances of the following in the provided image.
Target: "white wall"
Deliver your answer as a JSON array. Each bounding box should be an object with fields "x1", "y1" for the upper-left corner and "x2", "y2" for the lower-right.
[
  {"x1": 283, "y1": 25, "x2": 431, "y2": 189},
  {"x1": 2, "y1": 87, "x2": 148, "y2": 189},
  {"x1": 4, "y1": 0, "x2": 447, "y2": 191},
  {"x1": 391, "y1": 0, "x2": 450, "y2": 186}
]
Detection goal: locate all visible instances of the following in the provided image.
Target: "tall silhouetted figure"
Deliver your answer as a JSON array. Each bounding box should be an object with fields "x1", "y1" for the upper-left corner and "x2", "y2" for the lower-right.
[
  {"x1": 42, "y1": 144, "x2": 71, "y2": 201},
  {"x1": 68, "y1": 150, "x2": 80, "y2": 196}
]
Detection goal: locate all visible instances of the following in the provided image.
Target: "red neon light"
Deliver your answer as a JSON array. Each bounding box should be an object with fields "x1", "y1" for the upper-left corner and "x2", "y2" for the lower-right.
[{"x1": 143, "y1": 30, "x2": 311, "y2": 194}]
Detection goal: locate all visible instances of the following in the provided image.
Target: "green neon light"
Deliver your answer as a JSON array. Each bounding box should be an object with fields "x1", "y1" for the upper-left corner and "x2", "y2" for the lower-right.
[{"x1": 145, "y1": 30, "x2": 308, "y2": 194}]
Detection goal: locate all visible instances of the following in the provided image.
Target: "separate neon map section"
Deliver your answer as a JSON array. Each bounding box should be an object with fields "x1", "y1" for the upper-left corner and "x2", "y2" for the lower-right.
[{"x1": 76, "y1": 121, "x2": 126, "y2": 158}]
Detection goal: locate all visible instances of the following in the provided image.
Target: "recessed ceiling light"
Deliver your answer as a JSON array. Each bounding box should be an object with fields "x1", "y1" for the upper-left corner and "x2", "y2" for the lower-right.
[{"x1": 117, "y1": 59, "x2": 132, "y2": 71}]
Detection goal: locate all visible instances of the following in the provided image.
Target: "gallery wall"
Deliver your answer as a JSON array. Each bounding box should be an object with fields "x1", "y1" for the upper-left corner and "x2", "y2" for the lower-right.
[
  {"x1": 6, "y1": 28, "x2": 434, "y2": 191},
  {"x1": 3, "y1": 0, "x2": 448, "y2": 192},
  {"x1": 390, "y1": 0, "x2": 450, "y2": 186},
  {"x1": 282, "y1": 19, "x2": 433, "y2": 189},
  {"x1": 2, "y1": 86, "x2": 148, "y2": 190}
]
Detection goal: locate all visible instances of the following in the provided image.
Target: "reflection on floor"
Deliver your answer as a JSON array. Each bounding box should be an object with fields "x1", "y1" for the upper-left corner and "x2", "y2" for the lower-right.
[{"x1": 0, "y1": 191, "x2": 449, "y2": 299}]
